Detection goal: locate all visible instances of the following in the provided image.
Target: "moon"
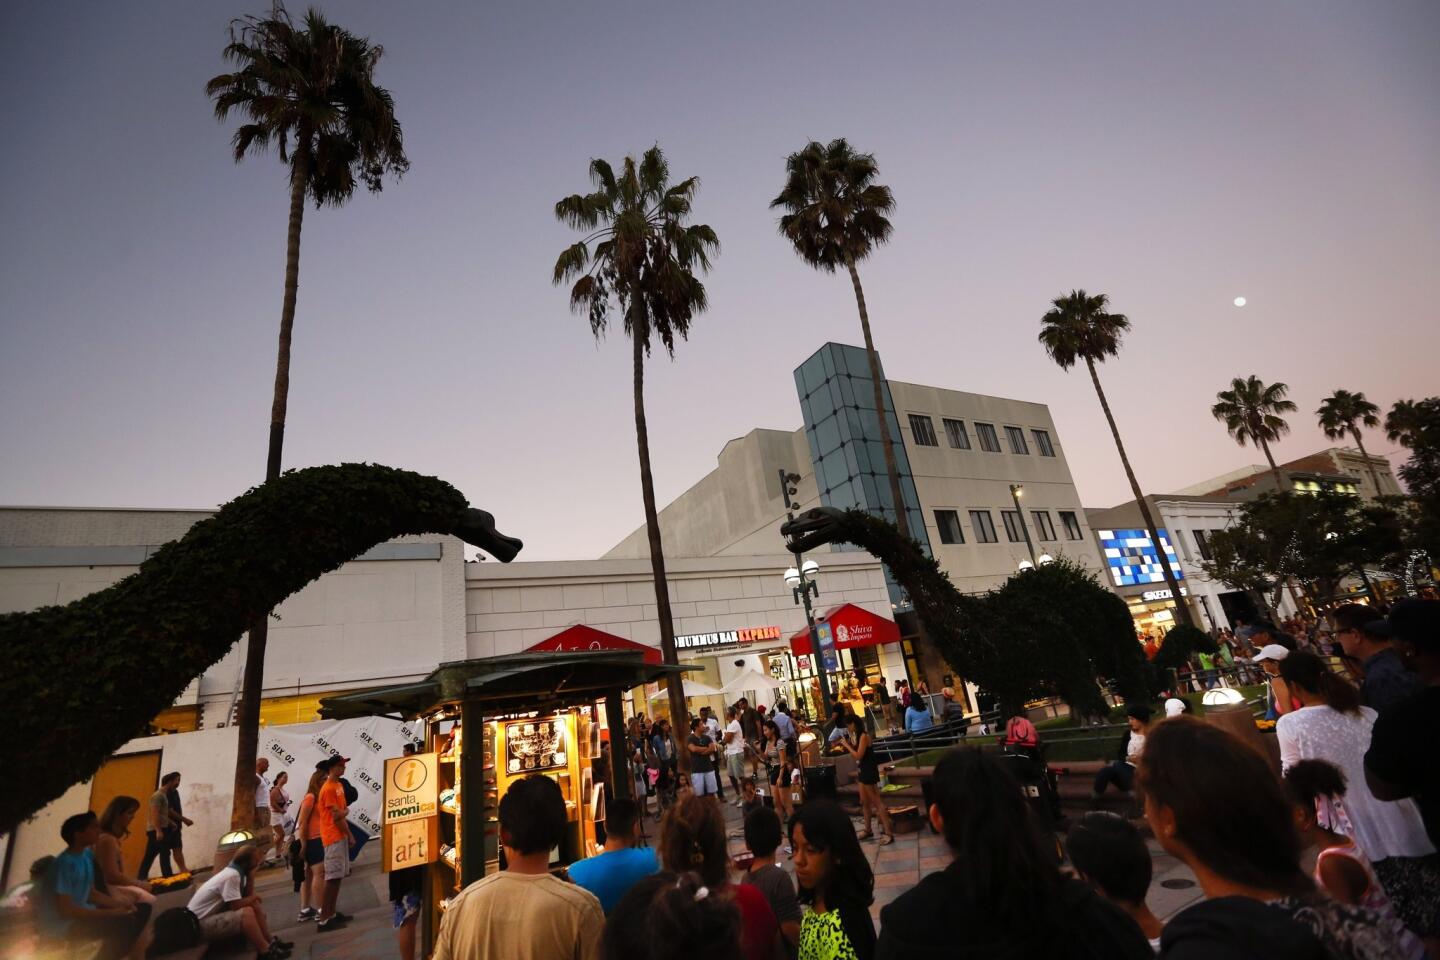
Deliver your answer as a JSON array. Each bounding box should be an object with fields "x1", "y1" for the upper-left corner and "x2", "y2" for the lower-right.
[{"x1": 1233, "y1": 296, "x2": 1247, "y2": 307}]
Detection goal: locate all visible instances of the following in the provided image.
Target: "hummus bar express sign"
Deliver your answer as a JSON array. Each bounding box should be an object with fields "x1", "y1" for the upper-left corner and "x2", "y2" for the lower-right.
[{"x1": 674, "y1": 625, "x2": 781, "y2": 651}]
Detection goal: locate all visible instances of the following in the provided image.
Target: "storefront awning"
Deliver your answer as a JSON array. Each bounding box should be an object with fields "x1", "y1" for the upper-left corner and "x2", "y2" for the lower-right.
[
  {"x1": 525, "y1": 624, "x2": 661, "y2": 665},
  {"x1": 789, "y1": 603, "x2": 901, "y2": 655}
]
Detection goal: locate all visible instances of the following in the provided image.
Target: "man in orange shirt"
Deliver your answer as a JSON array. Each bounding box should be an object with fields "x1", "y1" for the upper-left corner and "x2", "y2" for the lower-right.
[{"x1": 315, "y1": 756, "x2": 353, "y2": 932}]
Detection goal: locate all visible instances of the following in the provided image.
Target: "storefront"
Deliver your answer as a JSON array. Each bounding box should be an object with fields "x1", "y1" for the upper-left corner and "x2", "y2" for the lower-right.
[{"x1": 787, "y1": 604, "x2": 908, "y2": 720}]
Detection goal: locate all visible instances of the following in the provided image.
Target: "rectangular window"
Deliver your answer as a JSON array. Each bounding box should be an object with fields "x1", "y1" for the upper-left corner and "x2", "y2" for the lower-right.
[
  {"x1": 1059, "y1": 510, "x2": 1083, "y2": 540},
  {"x1": 1032, "y1": 510, "x2": 1056, "y2": 541},
  {"x1": 969, "y1": 510, "x2": 998, "y2": 543},
  {"x1": 1004, "y1": 426, "x2": 1030, "y2": 455},
  {"x1": 1193, "y1": 529, "x2": 1214, "y2": 562},
  {"x1": 1001, "y1": 510, "x2": 1025, "y2": 542},
  {"x1": 943, "y1": 418, "x2": 971, "y2": 450},
  {"x1": 934, "y1": 510, "x2": 964, "y2": 545},
  {"x1": 909, "y1": 414, "x2": 939, "y2": 447},
  {"x1": 975, "y1": 422, "x2": 1001, "y2": 453},
  {"x1": 1032, "y1": 429, "x2": 1056, "y2": 457}
]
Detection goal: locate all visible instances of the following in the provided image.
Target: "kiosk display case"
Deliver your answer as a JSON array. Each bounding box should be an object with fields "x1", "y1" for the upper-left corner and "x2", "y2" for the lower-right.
[{"x1": 320, "y1": 650, "x2": 690, "y2": 954}]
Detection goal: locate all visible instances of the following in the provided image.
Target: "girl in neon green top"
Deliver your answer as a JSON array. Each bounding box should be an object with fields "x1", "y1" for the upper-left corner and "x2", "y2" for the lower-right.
[{"x1": 789, "y1": 800, "x2": 875, "y2": 960}]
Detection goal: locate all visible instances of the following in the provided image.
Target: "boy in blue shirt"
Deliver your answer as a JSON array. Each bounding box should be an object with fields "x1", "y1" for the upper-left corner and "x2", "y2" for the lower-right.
[
  {"x1": 38, "y1": 811, "x2": 150, "y2": 960},
  {"x1": 566, "y1": 798, "x2": 658, "y2": 914}
]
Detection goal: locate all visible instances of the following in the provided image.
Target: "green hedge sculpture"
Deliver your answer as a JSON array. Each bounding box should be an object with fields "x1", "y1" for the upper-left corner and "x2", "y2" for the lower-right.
[
  {"x1": 0, "y1": 463, "x2": 522, "y2": 832},
  {"x1": 783, "y1": 507, "x2": 1149, "y2": 718}
]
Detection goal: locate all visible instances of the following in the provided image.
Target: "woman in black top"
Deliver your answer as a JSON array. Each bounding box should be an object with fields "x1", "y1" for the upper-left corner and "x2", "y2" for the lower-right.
[
  {"x1": 841, "y1": 715, "x2": 892, "y2": 845},
  {"x1": 877, "y1": 749, "x2": 1151, "y2": 960}
]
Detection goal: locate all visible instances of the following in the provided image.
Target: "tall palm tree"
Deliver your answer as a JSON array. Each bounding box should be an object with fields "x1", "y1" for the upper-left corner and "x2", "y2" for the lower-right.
[
  {"x1": 206, "y1": 2, "x2": 407, "y2": 829},
  {"x1": 1211, "y1": 376, "x2": 1297, "y2": 490},
  {"x1": 770, "y1": 139, "x2": 910, "y2": 542},
  {"x1": 1317, "y1": 389, "x2": 1385, "y2": 495},
  {"x1": 1039, "y1": 291, "x2": 1194, "y2": 628},
  {"x1": 553, "y1": 147, "x2": 718, "y2": 769}
]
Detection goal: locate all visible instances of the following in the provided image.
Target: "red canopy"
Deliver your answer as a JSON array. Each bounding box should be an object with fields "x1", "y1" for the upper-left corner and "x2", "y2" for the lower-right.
[
  {"x1": 525, "y1": 624, "x2": 662, "y2": 665},
  {"x1": 789, "y1": 604, "x2": 901, "y2": 655}
]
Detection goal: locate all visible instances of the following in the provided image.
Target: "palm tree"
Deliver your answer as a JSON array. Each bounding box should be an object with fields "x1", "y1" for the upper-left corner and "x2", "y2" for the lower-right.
[
  {"x1": 1317, "y1": 389, "x2": 1385, "y2": 495},
  {"x1": 206, "y1": 2, "x2": 408, "y2": 829},
  {"x1": 770, "y1": 139, "x2": 910, "y2": 542},
  {"x1": 553, "y1": 147, "x2": 718, "y2": 769},
  {"x1": 1385, "y1": 398, "x2": 1427, "y2": 448},
  {"x1": 1038, "y1": 291, "x2": 1194, "y2": 628},
  {"x1": 1211, "y1": 376, "x2": 1297, "y2": 490}
]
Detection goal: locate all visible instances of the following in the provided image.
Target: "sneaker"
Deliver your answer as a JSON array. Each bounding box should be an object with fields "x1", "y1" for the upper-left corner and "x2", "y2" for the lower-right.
[
  {"x1": 317, "y1": 916, "x2": 348, "y2": 931},
  {"x1": 270, "y1": 937, "x2": 294, "y2": 950},
  {"x1": 296, "y1": 907, "x2": 318, "y2": 922},
  {"x1": 333, "y1": 911, "x2": 352, "y2": 923}
]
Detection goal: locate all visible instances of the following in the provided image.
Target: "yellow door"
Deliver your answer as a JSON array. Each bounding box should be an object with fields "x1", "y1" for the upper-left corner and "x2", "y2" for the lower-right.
[{"x1": 90, "y1": 751, "x2": 162, "y2": 879}]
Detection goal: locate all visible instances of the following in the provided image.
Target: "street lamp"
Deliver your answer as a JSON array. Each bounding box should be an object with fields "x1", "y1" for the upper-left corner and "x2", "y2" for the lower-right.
[
  {"x1": 1008, "y1": 483, "x2": 1039, "y2": 568},
  {"x1": 779, "y1": 470, "x2": 834, "y2": 723},
  {"x1": 1017, "y1": 559, "x2": 1035, "y2": 572},
  {"x1": 1037, "y1": 553, "x2": 1054, "y2": 566}
]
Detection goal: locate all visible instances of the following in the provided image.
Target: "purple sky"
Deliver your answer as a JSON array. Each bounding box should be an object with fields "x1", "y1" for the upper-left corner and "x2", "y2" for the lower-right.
[{"x1": 2, "y1": 2, "x2": 1437, "y2": 561}]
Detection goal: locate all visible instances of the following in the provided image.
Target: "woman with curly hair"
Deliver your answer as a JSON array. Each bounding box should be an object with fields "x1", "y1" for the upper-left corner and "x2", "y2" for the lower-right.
[
  {"x1": 603, "y1": 871, "x2": 743, "y2": 960},
  {"x1": 657, "y1": 794, "x2": 779, "y2": 960}
]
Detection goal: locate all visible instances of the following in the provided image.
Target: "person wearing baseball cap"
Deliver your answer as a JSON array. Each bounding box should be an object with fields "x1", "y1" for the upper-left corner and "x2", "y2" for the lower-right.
[
  {"x1": 1330, "y1": 603, "x2": 1424, "y2": 713},
  {"x1": 1367, "y1": 599, "x2": 1440, "y2": 851},
  {"x1": 1250, "y1": 639, "x2": 1300, "y2": 719},
  {"x1": 314, "y1": 756, "x2": 352, "y2": 931}
]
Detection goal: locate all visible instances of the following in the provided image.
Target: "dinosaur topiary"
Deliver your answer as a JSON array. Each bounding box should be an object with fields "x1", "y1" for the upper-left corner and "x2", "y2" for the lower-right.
[
  {"x1": 0, "y1": 463, "x2": 522, "y2": 832},
  {"x1": 782, "y1": 507, "x2": 1149, "y2": 718}
]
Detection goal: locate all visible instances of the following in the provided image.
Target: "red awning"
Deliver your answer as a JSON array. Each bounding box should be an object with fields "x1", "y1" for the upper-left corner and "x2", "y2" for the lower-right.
[
  {"x1": 525, "y1": 624, "x2": 662, "y2": 665},
  {"x1": 789, "y1": 604, "x2": 901, "y2": 655}
]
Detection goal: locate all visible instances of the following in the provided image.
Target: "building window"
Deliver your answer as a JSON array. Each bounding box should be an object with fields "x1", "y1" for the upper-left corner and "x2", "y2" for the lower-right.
[
  {"x1": 975, "y1": 422, "x2": 1001, "y2": 453},
  {"x1": 1001, "y1": 510, "x2": 1025, "y2": 542},
  {"x1": 1032, "y1": 510, "x2": 1056, "y2": 541},
  {"x1": 1193, "y1": 529, "x2": 1214, "y2": 562},
  {"x1": 935, "y1": 510, "x2": 965, "y2": 545},
  {"x1": 1032, "y1": 429, "x2": 1056, "y2": 457},
  {"x1": 1059, "y1": 510, "x2": 1083, "y2": 540},
  {"x1": 1004, "y1": 426, "x2": 1030, "y2": 455},
  {"x1": 909, "y1": 414, "x2": 939, "y2": 447},
  {"x1": 943, "y1": 418, "x2": 971, "y2": 450},
  {"x1": 969, "y1": 510, "x2": 998, "y2": 543}
]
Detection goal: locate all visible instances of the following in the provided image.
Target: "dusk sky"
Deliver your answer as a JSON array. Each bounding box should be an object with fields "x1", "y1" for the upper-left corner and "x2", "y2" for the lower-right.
[{"x1": 3, "y1": 2, "x2": 1437, "y2": 561}]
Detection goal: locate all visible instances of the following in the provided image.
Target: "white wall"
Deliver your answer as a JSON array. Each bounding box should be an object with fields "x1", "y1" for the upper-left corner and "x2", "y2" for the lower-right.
[{"x1": 3, "y1": 726, "x2": 239, "y2": 890}]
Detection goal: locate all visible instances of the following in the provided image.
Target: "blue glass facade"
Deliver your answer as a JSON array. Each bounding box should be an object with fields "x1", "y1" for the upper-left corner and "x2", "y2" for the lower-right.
[
  {"x1": 793, "y1": 343, "x2": 931, "y2": 605},
  {"x1": 1096, "y1": 528, "x2": 1184, "y2": 587}
]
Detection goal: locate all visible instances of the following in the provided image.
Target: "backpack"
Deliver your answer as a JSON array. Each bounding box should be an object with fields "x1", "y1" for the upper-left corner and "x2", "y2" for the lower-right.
[{"x1": 147, "y1": 906, "x2": 201, "y2": 956}]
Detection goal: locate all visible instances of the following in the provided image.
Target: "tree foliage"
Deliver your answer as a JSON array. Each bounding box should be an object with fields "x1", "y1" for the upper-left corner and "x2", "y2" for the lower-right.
[
  {"x1": 1152, "y1": 623, "x2": 1217, "y2": 674},
  {"x1": 1388, "y1": 397, "x2": 1440, "y2": 566},
  {"x1": 0, "y1": 464, "x2": 521, "y2": 832},
  {"x1": 783, "y1": 508, "x2": 1148, "y2": 718},
  {"x1": 205, "y1": 3, "x2": 408, "y2": 206},
  {"x1": 1211, "y1": 375, "x2": 1296, "y2": 466}
]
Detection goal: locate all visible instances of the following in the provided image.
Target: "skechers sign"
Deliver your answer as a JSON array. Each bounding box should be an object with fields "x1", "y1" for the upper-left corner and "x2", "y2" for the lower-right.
[{"x1": 674, "y1": 625, "x2": 782, "y2": 650}]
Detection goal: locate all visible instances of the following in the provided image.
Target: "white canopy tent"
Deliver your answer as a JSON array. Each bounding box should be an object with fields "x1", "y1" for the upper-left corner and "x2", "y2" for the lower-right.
[
  {"x1": 720, "y1": 667, "x2": 784, "y2": 697},
  {"x1": 647, "y1": 678, "x2": 723, "y2": 699}
]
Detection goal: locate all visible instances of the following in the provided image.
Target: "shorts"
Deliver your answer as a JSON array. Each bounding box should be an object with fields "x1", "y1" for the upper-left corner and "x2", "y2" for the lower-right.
[
  {"x1": 725, "y1": 754, "x2": 745, "y2": 779},
  {"x1": 165, "y1": 827, "x2": 183, "y2": 851},
  {"x1": 198, "y1": 908, "x2": 247, "y2": 941},
  {"x1": 392, "y1": 892, "x2": 421, "y2": 929},
  {"x1": 858, "y1": 766, "x2": 880, "y2": 786},
  {"x1": 323, "y1": 839, "x2": 351, "y2": 880},
  {"x1": 254, "y1": 807, "x2": 272, "y2": 829},
  {"x1": 304, "y1": 837, "x2": 325, "y2": 866},
  {"x1": 690, "y1": 771, "x2": 718, "y2": 796}
]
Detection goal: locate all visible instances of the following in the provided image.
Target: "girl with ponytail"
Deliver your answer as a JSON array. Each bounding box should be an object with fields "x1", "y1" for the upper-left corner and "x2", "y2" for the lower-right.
[{"x1": 1278, "y1": 652, "x2": 1440, "y2": 947}]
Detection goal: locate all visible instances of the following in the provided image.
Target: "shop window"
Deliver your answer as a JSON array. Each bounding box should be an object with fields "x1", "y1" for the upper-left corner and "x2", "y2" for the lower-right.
[
  {"x1": 970, "y1": 510, "x2": 998, "y2": 543},
  {"x1": 1193, "y1": 529, "x2": 1214, "y2": 561},
  {"x1": 975, "y1": 422, "x2": 1001, "y2": 453},
  {"x1": 1004, "y1": 426, "x2": 1030, "y2": 455},
  {"x1": 1001, "y1": 510, "x2": 1025, "y2": 542},
  {"x1": 1060, "y1": 511, "x2": 1083, "y2": 540},
  {"x1": 943, "y1": 418, "x2": 971, "y2": 450},
  {"x1": 1031, "y1": 510, "x2": 1056, "y2": 541},
  {"x1": 935, "y1": 509, "x2": 965, "y2": 545},
  {"x1": 908, "y1": 414, "x2": 939, "y2": 447},
  {"x1": 1032, "y1": 429, "x2": 1055, "y2": 457}
]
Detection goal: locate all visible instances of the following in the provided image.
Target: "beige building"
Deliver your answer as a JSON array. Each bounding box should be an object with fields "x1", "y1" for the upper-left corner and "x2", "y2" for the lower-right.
[{"x1": 1172, "y1": 446, "x2": 1403, "y2": 502}]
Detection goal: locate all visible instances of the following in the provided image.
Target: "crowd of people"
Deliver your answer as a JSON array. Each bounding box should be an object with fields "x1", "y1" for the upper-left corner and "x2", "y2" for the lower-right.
[{"x1": 21, "y1": 596, "x2": 1438, "y2": 960}]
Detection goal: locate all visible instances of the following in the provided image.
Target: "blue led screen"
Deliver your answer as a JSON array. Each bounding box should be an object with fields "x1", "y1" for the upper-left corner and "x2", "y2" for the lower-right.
[{"x1": 1097, "y1": 528, "x2": 1184, "y2": 587}]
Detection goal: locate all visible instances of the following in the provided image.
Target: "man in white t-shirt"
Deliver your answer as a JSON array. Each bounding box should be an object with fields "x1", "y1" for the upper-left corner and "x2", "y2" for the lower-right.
[
  {"x1": 187, "y1": 845, "x2": 290, "y2": 958},
  {"x1": 254, "y1": 758, "x2": 273, "y2": 836},
  {"x1": 700, "y1": 706, "x2": 727, "y2": 801},
  {"x1": 723, "y1": 705, "x2": 747, "y2": 806}
]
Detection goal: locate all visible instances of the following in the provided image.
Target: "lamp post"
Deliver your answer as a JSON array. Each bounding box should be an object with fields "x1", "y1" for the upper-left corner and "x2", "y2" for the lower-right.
[
  {"x1": 1009, "y1": 483, "x2": 1039, "y2": 568},
  {"x1": 779, "y1": 470, "x2": 834, "y2": 723}
]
